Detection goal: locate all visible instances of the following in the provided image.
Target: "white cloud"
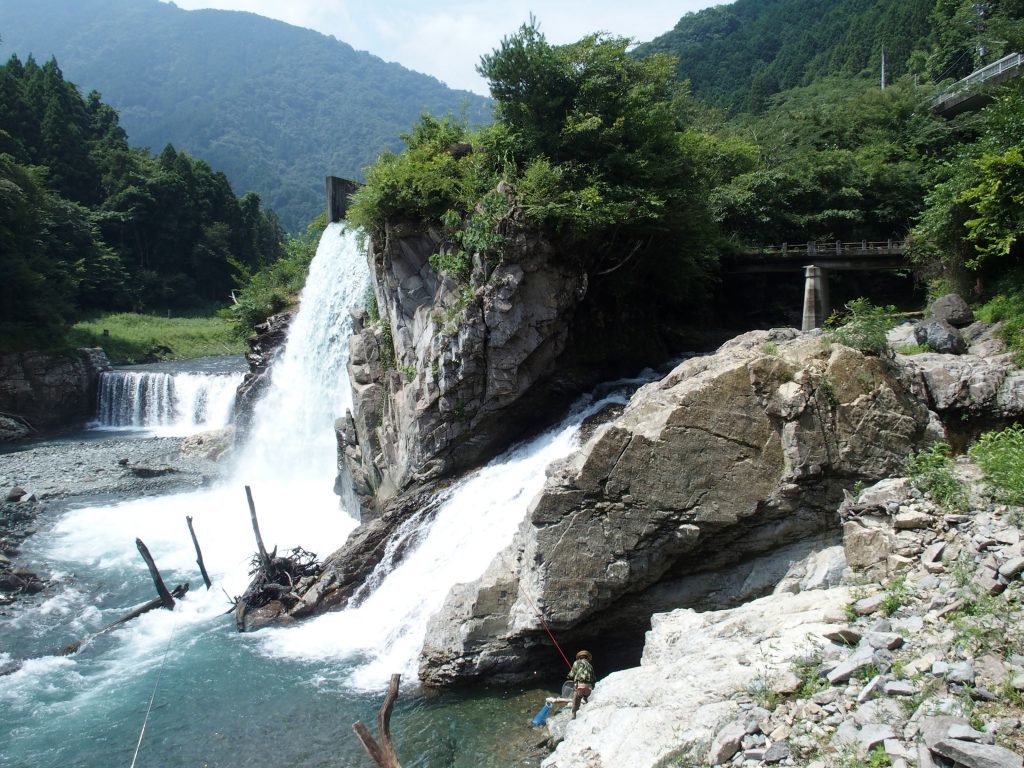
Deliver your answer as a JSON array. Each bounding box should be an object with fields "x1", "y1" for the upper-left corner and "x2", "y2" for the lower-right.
[{"x1": 162, "y1": 0, "x2": 719, "y2": 95}]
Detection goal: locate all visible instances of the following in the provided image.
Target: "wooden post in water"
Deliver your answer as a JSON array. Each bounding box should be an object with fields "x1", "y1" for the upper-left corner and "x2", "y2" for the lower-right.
[
  {"x1": 353, "y1": 673, "x2": 403, "y2": 768},
  {"x1": 244, "y1": 485, "x2": 272, "y2": 573},
  {"x1": 135, "y1": 538, "x2": 176, "y2": 609},
  {"x1": 186, "y1": 516, "x2": 212, "y2": 589}
]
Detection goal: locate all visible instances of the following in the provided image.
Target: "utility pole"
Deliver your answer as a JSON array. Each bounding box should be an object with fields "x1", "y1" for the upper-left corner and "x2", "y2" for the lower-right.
[{"x1": 881, "y1": 45, "x2": 887, "y2": 89}]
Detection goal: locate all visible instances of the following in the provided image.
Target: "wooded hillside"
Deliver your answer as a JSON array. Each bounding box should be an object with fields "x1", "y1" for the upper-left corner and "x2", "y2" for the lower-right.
[{"x1": 0, "y1": 0, "x2": 491, "y2": 231}]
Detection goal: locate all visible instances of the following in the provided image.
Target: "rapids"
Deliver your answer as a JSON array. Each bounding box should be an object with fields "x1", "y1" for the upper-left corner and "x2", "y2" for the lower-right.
[{"x1": 0, "y1": 223, "x2": 644, "y2": 767}]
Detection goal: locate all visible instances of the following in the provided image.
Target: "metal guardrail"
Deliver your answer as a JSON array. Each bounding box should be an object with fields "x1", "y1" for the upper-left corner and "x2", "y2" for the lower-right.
[
  {"x1": 932, "y1": 52, "x2": 1024, "y2": 108},
  {"x1": 749, "y1": 240, "x2": 904, "y2": 257}
]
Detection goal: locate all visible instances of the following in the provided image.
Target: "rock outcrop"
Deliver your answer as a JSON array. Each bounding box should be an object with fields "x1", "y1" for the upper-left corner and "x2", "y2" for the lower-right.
[
  {"x1": 419, "y1": 329, "x2": 942, "y2": 685},
  {"x1": 543, "y1": 469, "x2": 1024, "y2": 768},
  {"x1": 235, "y1": 312, "x2": 292, "y2": 438},
  {"x1": 0, "y1": 348, "x2": 110, "y2": 438},
  {"x1": 342, "y1": 221, "x2": 589, "y2": 510}
]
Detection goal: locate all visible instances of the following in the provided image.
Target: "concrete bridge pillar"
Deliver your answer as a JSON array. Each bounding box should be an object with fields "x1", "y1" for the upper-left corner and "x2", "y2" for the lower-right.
[{"x1": 801, "y1": 264, "x2": 830, "y2": 331}]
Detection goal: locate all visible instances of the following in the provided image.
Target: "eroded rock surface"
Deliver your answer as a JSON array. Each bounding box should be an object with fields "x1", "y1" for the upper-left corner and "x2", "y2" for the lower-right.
[
  {"x1": 419, "y1": 330, "x2": 939, "y2": 685},
  {"x1": 0, "y1": 348, "x2": 109, "y2": 437},
  {"x1": 342, "y1": 222, "x2": 588, "y2": 509}
]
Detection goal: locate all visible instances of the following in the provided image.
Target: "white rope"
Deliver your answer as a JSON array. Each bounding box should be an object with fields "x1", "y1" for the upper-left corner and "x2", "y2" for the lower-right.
[{"x1": 129, "y1": 613, "x2": 178, "y2": 768}]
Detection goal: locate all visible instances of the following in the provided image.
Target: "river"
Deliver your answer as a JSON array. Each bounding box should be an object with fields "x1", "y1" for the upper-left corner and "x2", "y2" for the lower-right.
[{"x1": 0, "y1": 223, "x2": 643, "y2": 767}]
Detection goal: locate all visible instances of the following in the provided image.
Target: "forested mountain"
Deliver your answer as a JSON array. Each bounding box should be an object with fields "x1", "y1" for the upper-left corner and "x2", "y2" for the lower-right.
[
  {"x1": 636, "y1": 0, "x2": 977, "y2": 113},
  {"x1": 0, "y1": 0, "x2": 491, "y2": 231},
  {"x1": 0, "y1": 55, "x2": 283, "y2": 347}
]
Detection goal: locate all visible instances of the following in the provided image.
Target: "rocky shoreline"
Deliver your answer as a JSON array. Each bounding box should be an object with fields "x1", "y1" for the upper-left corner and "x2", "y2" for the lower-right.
[
  {"x1": 0, "y1": 430, "x2": 230, "y2": 607},
  {"x1": 543, "y1": 463, "x2": 1024, "y2": 768}
]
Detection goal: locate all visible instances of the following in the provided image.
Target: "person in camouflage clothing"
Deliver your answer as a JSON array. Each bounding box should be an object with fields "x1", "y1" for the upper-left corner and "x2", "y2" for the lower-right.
[{"x1": 567, "y1": 650, "x2": 595, "y2": 717}]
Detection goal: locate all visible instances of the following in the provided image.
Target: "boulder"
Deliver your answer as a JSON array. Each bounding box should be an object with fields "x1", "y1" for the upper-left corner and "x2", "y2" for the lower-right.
[
  {"x1": 896, "y1": 352, "x2": 1024, "y2": 425},
  {"x1": 931, "y1": 739, "x2": 1023, "y2": 768},
  {"x1": 539, "y1": 589, "x2": 849, "y2": 768},
  {"x1": 915, "y1": 318, "x2": 967, "y2": 355},
  {"x1": 420, "y1": 331, "x2": 935, "y2": 685},
  {"x1": 930, "y1": 294, "x2": 974, "y2": 328}
]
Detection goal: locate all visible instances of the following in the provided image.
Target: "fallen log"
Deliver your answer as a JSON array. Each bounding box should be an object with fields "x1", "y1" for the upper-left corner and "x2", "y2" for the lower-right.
[
  {"x1": 353, "y1": 673, "x2": 402, "y2": 768},
  {"x1": 55, "y1": 583, "x2": 190, "y2": 656}
]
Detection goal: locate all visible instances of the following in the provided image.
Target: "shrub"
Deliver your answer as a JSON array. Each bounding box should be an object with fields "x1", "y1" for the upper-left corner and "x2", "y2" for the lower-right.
[
  {"x1": 906, "y1": 442, "x2": 967, "y2": 511},
  {"x1": 825, "y1": 297, "x2": 898, "y2": 355},
  {"x1": 969, "y1": 424, "x2": 1024, "y2": 505}
]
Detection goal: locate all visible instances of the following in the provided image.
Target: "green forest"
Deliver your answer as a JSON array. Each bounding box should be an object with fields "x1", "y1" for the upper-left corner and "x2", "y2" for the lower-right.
[
  {"x1": 0, "y1": 54, "x2": 283, "y2": 349},
  {"x1": 348, "y1": 0, "x2": 1024, "y2": 351},
  {"x1": 0, "y1": 0, "x2": 490, "y2": 232},
  {"x1": 3, "y1": 0, "x2": 1024, "y2": 359}
]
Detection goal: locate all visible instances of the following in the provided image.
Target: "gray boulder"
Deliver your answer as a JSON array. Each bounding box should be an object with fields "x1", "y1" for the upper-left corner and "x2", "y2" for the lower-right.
[
  {"x1": 915, "y1": 318, "x2": 968, "y2": 355},
  {"x1": 419, "y1": 330, "x2": 935, "y2": 684},
  {"x1": 932, "y1": 739, "x2": 1023, "y2": 768},
  {"x1": 930, "y1": 294, "x2": 974, "y2": 327}
]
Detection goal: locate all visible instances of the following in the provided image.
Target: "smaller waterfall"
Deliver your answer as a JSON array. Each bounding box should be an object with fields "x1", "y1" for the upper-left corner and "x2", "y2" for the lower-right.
[{"x1": 95, "y1": 366, "x2": 244, "y2": 434}]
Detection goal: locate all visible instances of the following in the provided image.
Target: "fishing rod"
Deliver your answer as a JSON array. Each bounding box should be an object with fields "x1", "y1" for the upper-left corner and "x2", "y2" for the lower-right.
[{"x1": 519, "y1": 587, "x2": 573, "y2": 670}]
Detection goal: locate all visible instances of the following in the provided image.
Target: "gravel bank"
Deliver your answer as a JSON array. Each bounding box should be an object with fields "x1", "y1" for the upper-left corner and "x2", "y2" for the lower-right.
[{"x1": 0, "y1": 432, "x2": 230, "y2": 606}]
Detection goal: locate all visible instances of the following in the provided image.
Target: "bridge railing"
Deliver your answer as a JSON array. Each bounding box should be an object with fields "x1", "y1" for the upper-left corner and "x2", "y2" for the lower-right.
[
  {"x1": 932, "y1": 52, "x2": 1024, "y2": 108},
  {"x1": 750, "y1": 240, "x2": 904, "y2": 257}
]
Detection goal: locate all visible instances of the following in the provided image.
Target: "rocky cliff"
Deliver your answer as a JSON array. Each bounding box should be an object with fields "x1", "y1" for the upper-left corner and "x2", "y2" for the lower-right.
[
  {"x1": 542, "y1": 465, "x2": 1024, "y2": 768},
  {"x1": 0, "y1": 348, "x2": 110, "y2": 439},
  {"x1": 340, "y1": 221, "x2": 591, "y2": 510},
  {"x1": 418, "y1": 327, "x2": 1024, "y2": 687}
]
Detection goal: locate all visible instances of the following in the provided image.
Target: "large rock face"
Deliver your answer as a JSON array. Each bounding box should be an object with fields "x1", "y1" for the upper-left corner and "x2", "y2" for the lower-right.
[
  {"x1": 342, "y1": 221, "x2": 588, "y2": 510},
  {"x1": 0, "y1": 348, "x2": 110, "y2": 438},
  {"x1": 419, "y1": 329, "x2": 939, "y2": 685}
]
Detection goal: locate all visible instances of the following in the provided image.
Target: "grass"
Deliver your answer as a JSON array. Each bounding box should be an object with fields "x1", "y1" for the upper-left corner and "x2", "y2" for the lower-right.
[
  {"x1": 906, "y1": 442, "x2": 967, "y2": 511},
  {"x1": 895, "y1": 342, "x2": 931, "y2": 355},
  {"x1": 881, "y1": 576, "x2": 910, "y2": 617},
  {"x1": 67, "y1": 312, "x2": 245, "y2": 364},
  {"x1": 969, "y1": 425, "x2": 1024, "y2": 507}
]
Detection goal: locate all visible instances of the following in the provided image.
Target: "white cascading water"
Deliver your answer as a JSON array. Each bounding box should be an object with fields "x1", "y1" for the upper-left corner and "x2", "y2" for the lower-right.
[
  {"x1": 254, "y1": 389, "x2": 629, "y2": 690},
  {"x1": 1, "y1": 222, "x2": 658, "y2": 766},
  {"x1": 9, "y1": 223, "x2": 371, "y2": 675},
  {"x1": 95, "y1": 369, "x2": 244, "y2": 434}
]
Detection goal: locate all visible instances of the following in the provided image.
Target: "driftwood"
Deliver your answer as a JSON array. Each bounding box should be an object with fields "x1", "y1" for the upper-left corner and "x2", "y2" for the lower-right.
[
  {"x1": 0, "y1": 543, "x2": 191, "y2": 675},
  {"x1": 245, "y1": 485, "x2": 272, "y2": 572},
  {"x1": 353, "y1": 673, "x2": 402, "y2": 768},
  {"x1": 136, "y1": 538, "x2": 175, "y2": 609},
  {"x1": 55, "y1": 583, "x2": 190, "y2": 657},
  {"x1": 233, "y1": 487, "x2": 321, "y2": 631},
  {"x1": 186, "y1": 516, "x2": 212, "y2": 589}
]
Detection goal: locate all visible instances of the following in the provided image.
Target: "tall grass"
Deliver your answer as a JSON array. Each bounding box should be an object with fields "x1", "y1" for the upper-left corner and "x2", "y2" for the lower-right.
[
  {"x1": 68, "y1": 313, "x2": 244, "y2": 364},
  {"x1": 970, "y1": 425, "x2": 1024, "y2": 507}
]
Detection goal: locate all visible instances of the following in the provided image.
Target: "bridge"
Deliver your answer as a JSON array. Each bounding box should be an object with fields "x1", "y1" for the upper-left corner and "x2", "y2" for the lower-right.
[
  {"x1": 932, "y1": 51, "x2": 1023, "y2": 117},
  {"x1": 722, "y1": 240, "x2": 909, "y2": 332}
]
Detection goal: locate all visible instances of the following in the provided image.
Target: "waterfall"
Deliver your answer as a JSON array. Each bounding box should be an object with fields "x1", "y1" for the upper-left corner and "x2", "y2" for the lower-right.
[
  {"x1": 254, "y1": 386, "x2": 636, "y2": 690},
  {"x1": 95, "y1": 368, "x2": 244, "y2": 434},
  {"x1": 1, "y1": 221, "x2": 654, "y2": 767}
]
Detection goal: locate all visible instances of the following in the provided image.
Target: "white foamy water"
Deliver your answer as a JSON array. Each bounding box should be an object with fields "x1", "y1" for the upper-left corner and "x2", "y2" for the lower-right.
[
  {"x1": 256, "y1": 391, "x2": 629, "y2": 691},
  {"x1": 2, "y1": 221, "x2": 660, "y2": 767},
  {"x1": 95, "y1": 369, "x2": 244, "y2": 435},
  {"x1": 9, "y1": 224, "x2": 369, "y2": 687}
]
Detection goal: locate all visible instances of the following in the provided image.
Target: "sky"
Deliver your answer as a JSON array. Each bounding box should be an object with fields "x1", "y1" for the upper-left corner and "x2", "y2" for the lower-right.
[{"x1": 161, "y1": 0, "x2": 719, "y2": 95}]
